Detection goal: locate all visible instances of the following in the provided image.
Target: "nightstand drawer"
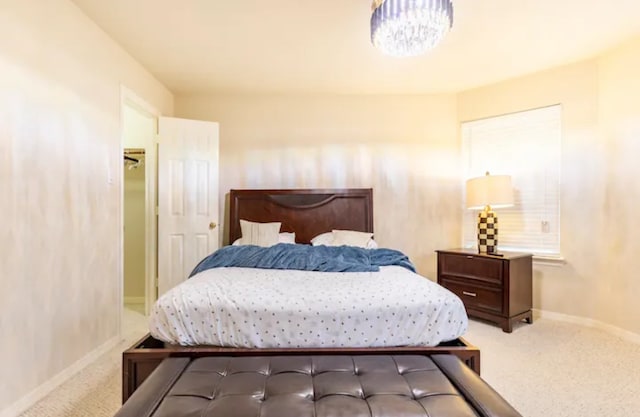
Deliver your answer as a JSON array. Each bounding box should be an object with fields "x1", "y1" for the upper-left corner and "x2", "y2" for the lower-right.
[
  {"x1": 439, "y1": 253, "x2": 503, "y2": 286},
  {"x1": 441, "y1": 279, "x2": 503, "y2": 314}
]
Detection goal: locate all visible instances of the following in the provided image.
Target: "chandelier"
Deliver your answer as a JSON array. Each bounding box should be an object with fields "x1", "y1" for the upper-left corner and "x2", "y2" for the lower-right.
[{"x1": 371, "y1": 0, "x2": 454, "y2": 58}]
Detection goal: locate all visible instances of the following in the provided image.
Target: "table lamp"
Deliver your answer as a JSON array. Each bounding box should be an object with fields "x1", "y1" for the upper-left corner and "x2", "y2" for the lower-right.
[{"x1": 466, "y1": 172, "x2": 514, "y2": 254}]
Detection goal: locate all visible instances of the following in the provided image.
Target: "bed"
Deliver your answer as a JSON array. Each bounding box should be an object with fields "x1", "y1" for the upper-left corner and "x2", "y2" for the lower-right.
[{"x1": 123, "y1": 188, "x2": 480, "y2": 402}]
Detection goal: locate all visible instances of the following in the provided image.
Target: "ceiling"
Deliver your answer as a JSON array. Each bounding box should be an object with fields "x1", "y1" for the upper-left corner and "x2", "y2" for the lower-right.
[{"x1": 72, "y1": 0, "x2": 640, "y2": 95}]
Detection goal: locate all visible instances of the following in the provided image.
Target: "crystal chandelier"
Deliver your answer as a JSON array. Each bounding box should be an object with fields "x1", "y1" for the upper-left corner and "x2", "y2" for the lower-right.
[{"x1": 371, "y1": 0, "x2": 454, "y2": 58}]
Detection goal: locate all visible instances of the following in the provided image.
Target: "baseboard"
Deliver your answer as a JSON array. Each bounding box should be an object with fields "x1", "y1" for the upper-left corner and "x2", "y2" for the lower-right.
[
  {"x1": 534, "y1": 309, "x2": 640, "y2": 345},
  {"x1": 124, "y1": 296, "x2": 145, "y2": 304},
  {"x1": 0, "y1": 335, "x2": 120, "y2": 417}
]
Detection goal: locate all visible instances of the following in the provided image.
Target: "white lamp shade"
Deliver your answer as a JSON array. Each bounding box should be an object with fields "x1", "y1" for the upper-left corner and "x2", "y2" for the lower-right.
[{"x1": 466, "y1": 174, "x2": 514, "y2": 209}]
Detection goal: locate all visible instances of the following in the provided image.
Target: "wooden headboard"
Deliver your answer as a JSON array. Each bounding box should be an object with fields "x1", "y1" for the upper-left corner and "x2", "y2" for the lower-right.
[{"x1": 229, "y1": 189, "x2": 373, "y2": 244}]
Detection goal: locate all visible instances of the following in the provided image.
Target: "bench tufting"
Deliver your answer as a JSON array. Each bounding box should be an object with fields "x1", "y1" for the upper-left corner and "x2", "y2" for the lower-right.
[{"x1": 115, "y1": 355, "x2": 522, "y2": 417}]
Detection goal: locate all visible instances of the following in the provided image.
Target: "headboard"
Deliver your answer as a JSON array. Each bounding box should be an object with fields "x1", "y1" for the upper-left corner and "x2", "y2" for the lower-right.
[{"x1": 229, "y1": 189, "x2": 373, "y2": 244}]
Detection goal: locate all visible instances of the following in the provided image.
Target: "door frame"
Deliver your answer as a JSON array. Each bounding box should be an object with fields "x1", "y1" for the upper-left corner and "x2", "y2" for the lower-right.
[{"x1": 119, "y1": 85, "x2": 160, "y2": 334}]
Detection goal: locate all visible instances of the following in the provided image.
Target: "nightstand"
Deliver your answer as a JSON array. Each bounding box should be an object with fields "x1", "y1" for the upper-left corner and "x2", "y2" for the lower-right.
[{"x1": 436, "y1": 249, "x2": 533, "y2": 333}]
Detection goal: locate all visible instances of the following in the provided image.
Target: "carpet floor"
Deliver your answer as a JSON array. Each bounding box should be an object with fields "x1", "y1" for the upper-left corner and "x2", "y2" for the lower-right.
[{"x1": 19, "y1": 312, "x2": 640, "y2": 417}]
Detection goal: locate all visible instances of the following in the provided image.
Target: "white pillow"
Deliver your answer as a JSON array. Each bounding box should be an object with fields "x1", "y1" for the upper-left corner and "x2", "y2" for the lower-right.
[
  {"x1": 310, "y1": 231, "x2": 378, "y2": 249},
  {"x1": 233, "y1": 232, "x2": 296, "y2": 246},
  {"x1": 278, "y1": 232, "x2": 296, "y2": 244},
  {"x1": 309, "y1": 232, "x2": 334, "y2": 246},
  {"x1": 239, "y1": 219, "x2": 281, "y2": 247},
  {"x1": 332, "y1": 230, "x2": 374, "y2": 248}
]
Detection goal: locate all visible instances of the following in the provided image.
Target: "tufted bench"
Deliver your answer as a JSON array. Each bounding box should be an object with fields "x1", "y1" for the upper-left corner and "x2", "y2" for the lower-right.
[{"x1": 115, "y1": 355, "x2": 522, "y2": 417}]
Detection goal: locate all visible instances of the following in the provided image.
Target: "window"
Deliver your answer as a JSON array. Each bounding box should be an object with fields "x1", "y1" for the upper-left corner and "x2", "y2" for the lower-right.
[{"x1": 461, "y1": 105, "x2": 562, "y2": 257}]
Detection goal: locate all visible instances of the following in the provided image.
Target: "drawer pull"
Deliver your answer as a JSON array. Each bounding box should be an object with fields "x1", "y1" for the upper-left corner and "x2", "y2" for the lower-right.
[
  {"x1": 466, "y1": 256, "x2": 474, "y2": 259},
  {"x1": 462, "y1": 291, "x2": 477, "y2": 297}
]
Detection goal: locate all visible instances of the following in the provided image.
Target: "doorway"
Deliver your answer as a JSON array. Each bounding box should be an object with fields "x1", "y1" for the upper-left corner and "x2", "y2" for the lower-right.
[
  {"x1": 120, "y1": 88, "x2": 159, "y2": 331},
  {"x1": 123, "y1": 149, "x2": 146, "y2": 314}
]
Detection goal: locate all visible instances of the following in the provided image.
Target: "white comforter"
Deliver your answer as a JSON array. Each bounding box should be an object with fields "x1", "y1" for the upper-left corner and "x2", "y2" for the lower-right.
[{"x1": 149, "y1": 266, "x2": 468, "y2": 348}]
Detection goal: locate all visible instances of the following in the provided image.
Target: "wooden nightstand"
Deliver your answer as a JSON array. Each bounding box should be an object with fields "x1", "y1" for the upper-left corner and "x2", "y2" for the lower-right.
[{"x1": 436, "y1": 248, "x2": 533, "y2": 333}]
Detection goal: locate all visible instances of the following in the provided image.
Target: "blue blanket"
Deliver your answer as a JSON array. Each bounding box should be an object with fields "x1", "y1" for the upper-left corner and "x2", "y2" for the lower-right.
[{"x1": 189, "y1": 244, "x2": 415, "y2": 277}]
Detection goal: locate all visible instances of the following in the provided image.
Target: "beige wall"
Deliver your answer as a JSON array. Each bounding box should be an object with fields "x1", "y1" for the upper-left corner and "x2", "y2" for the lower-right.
[
  {"x1": 0, "y1": 0, "x2": 172, "y2": 413},
  {"x1": 176, "y1": 94, "x2": 461, "y2": 276},
  {"x1": 458, "y1": 38, "x2": 640, "y2": 335},
  {"x1": 123, "y1": 159, "x2": 146, "y2": 300},
  {"x1": 595, "y1": 37, "x2": 640, "y2": 333}
]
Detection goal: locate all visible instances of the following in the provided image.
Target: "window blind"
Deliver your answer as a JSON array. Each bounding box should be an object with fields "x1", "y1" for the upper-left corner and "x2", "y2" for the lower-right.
[{"x1": 461, "y1": 105, "x2": 562, "y2": 256}]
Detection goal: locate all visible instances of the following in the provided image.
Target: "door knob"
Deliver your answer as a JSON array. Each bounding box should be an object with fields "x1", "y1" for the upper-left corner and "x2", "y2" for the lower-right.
[{"x1": 209, "y1": 222, "x2": 217, "y2": 230}]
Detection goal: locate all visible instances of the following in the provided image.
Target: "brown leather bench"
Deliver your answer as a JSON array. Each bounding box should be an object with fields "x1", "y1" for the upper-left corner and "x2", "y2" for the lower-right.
[{"x1": 115, "y1": 355, "x2": 521, "y2": 417}]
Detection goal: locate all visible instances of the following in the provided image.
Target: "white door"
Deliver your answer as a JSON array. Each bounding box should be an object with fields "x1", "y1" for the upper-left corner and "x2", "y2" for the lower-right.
[{"x1": 158, "y1": 117, "x2": 219, "y2": 296}]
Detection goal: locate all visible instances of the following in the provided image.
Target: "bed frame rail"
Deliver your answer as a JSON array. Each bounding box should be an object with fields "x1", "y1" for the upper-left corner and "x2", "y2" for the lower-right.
[{"x1": 122, "y1": 333, "x2": 480, "y2": 403}]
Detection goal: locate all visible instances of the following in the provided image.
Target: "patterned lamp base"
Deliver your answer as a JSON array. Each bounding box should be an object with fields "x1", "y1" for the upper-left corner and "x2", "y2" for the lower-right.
[{"x1": 477, "y1": 208, "x2": 498, "y2": 254}]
